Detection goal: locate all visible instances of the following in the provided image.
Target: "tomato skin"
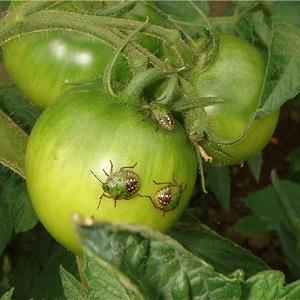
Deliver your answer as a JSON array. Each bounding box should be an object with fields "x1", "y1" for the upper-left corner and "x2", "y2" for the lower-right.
[
  {"x1": 25, "y1": 88, "x2": 197, "y2": 255},
  {"x1": 3, "y1": 31, "x2": 130, "y2": 109},
  {"x1": 184, "y1": 34, "x2": 279, "y2": 165},
  {"x1": 3, "y1": 1, "x2": 163, "y2": 109}
]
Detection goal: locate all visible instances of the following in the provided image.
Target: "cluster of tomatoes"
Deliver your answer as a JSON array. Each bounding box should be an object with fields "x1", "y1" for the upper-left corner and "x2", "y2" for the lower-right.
[{"x1": 3, "y1": 1, "x2": 278, "y2": 255}]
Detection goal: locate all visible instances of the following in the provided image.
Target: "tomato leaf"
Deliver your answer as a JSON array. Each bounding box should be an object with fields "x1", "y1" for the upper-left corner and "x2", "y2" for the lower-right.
[
  {"x1": 271, "y1": 170, "x2": 300, "y2": 238},
  {"x1": 235, "y1": 214, "x2": 270, "y2": 237},
  {"x1": 0, "y1": 109, "x2": 27, "y2": 177},
  {"x1": 170, "y1": 213, "x2": 269, "y2": 278},
  {"x1": 75, "y1": 217, "x2": 243, "y2": 299},
  {"x1": 247, "y1": 153, "x2": 262, "y2": 183},
  {"x1": 11, "y1": 229, "x2": 77, "y2": 300},
  {"x1": 155, "y1": 1, "x2": 210, "y2": 21},
  {"x1": 83, "y1": 253, "x2": 144, "y2": 300},
  {"x1": 60, "y1": 267, "x2": 89, "y2": 300},
  {"x1": 0, "y1": 169, "x2": 37, "y2": 255},
  {"x1": 0, "y1": 87, "x2": 41, "y2": 133},
  {"x1": 264, "y1": 1, "x2": 300, "y2": 28},
  {"x1": 258, "y1": 22, "x2": 300, "y2": 117},
  {"x1": 0, "y1": 288, "x2": 14, "y2": 300},
  {"x1": 205, "y1": 165, "x2": 231, "y2": 211},
  {"x1": 236, "y1": 185, "x2": 289, "y2": 234},
  {"x1": 242, "y1": 270, "x2": 300, "y2": 299}
]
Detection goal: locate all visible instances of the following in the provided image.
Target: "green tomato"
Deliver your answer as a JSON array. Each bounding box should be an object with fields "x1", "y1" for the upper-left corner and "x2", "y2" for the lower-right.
[
  {"x1": 184, "y1": 34, "x2": 279, "y2": 165},
  {"x1": 3, "y1": 1, "x2": 163, "y2": 109},
  {"x1": 25, "y1": 88, "x2": 197, "y2": 255},
  {"x1": 3, "y1": 31, "x2": 130, "y2": 109}
]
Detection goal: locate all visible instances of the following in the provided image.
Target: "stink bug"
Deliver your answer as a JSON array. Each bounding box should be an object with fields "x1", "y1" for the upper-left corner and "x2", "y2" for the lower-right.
[
  {"x1": 141, "y1": 102, "x2": 175, "y2": 131},
  {"x1": 90, "y1": 160, "x2": 140, "y2": 209},
  {"x1": 145, "y1": 177, "x2": 186, "y2": 216}
]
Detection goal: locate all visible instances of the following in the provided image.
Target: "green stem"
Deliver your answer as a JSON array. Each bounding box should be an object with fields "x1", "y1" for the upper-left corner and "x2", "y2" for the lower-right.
[
  {"x1": 122, "y1": 68, "x2": 166, "y2": 106},
  {"x1": 154, "y1": 74, "x2": 178, "y2": 105},
  {"x1": 0, "y1": 10, "x2": 149, "y2": 75},
  {"x1": 96, "y1": 0, "x2": 137, "y2": 16},
  {"x1": 104, "y1": 17, "x2": 149, "y2": 98},
  {"x1": 0, "y1": 110, "x2": 28, "y2": 178}
]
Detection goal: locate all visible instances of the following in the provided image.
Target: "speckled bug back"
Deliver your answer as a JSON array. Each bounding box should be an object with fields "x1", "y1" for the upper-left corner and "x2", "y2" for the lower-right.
[
  {"x1": 145, "y1": 178, "x2": 186, "y2": 216},
  {"x1": 142, "y1": 102, "x2": 175, "y2": 131},
  {"x1": 91, "y1": 161, "x2": 140, "y2": 208}
]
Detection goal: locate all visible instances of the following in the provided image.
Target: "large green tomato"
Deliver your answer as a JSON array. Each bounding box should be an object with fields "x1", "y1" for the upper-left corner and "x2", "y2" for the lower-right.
[
  {"x1": 184, "y1": 34, "x2": 279, "y2": 165},
  {"x1": 25, "y1": 88, "x2": 197, "y2": 255},
  {"x1": 3, "y1": 1, "x2": 162, "y2": 109}
]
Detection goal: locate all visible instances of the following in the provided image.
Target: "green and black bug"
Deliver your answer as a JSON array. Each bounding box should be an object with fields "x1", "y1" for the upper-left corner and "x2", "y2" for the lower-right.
[
  {"x1": 90, "y1": 160, "x2": 140, "y2": 209},
  {"x1": 141, "y1": 102, "x2": 175, "y2": 131},
  {"x1": 145, "y1": 177, "x2": 186, "y2": 216}
]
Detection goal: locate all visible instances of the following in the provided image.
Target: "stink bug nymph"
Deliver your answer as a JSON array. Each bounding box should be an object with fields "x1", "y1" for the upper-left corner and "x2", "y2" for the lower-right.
[
  {"x1": 141, "y1": 102, "x2": 175, "y2": 131},
  {"x1": 90, "y1": 160, "x2": 140, "y2": 209},
  {"x1": 145, "y1": 177, "x2": 186, "y2": 216}
]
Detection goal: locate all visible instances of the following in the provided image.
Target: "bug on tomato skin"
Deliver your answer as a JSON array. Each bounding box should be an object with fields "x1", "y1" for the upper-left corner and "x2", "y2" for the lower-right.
[
  {"x1": 90, "y1": 160, "x2": 141, "y2": 209},
  {"x1": 141, "y1": 102, "x2": 175, "y2": 131},
  {"x1": 145, "y1": 177, "x2": 186, "y2": 216}
]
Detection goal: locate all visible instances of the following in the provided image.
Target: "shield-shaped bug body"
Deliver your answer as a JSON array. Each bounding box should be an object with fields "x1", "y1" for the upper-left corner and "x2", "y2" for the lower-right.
[
  {"x1": 142, "y1": 103, "x2": 175, "y2": 131},
  {"x1": 145, "y1": 178, "x2": 186, "y2": 216},
  {"x1": 91, "y1": 160, "x2": 140, "y2": 209}
]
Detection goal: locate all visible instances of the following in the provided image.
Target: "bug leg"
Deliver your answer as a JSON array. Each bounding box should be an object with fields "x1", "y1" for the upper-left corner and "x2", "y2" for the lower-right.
[
  {"x1": 144, "y1": 195, "x2": 156, "y2": 208},
  {"x1": 172, "y1": 175, "x2": 179, "y2": 186},
  {"x1": 90, "y1": 170, "x2": 104, "y2": 183},
  {"x1": 153, "y1": 180, "x2": 173, "y2": 185},
  {"x1": 97, "y1": 193, "x2": 109, "y2": 210},
  {"x1": 121, "y1": 162, "x2": 137, "y2": 170},
  {"x1": 163, "y1": 211, "x2": 166, "y2": 217}
]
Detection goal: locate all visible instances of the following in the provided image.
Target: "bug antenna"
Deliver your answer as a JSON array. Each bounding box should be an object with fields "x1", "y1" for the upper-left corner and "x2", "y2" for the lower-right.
[{"x1": 90, "y1": 170, "x2": 104, "y2": 183}]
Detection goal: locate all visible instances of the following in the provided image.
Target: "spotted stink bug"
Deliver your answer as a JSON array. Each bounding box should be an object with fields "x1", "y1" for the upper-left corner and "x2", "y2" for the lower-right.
[
  {"x1": 142, "y1": 102, "x2": 175, "y2": 131},
  {"x1": 90, "y1": 160, "x2": 140, "y2": 209},
  {"x1": 145, "y1": 177, "x2": 186, "y2": 216}
]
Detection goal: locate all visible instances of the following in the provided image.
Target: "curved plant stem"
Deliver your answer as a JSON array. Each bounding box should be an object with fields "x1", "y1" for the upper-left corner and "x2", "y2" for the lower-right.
[{"x1": 103, "y1": 17, "x2": 149, "y2": 98}]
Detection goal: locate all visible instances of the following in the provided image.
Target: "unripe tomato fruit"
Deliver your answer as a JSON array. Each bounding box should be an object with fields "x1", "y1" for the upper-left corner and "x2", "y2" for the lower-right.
[
  {"x1": 3, "y1": 1, "x2": 162, "y2": 109},
  {"x1": 25, "y1": 88, "x2": 197, "y2": 255},
  {"x1": 184, "y1": 34, "x2": 279, "y2": 165},
  {"x1": 3, "y1": 31, "x2": 130, "y2": 109}
]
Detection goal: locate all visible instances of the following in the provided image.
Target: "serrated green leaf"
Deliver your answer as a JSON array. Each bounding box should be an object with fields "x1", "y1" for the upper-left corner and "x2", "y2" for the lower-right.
[
  {"x1": 60, "y1": 266, "x2": 89, "y2": 300},
  {"x1": 0, "y1": 288, "x2": 13, "y2": 300},
  {"x1": 241, "y1": 185, "x2": 288, "y2": 231},
  {"x1": 0, "y1": 87, "x2": 41, "y2": 132},
  {"x1": 0, "y1": 109, "x2": 27, "y2": 177},
  {"x1": 234, "y1": 214, "x2": 269, "y2": 237},
  {"x1": 271, "y1": 170, "x2": 300, "y2": 238},
  {"x1": 258, "y1": 23, "x2": 300, "y2": 117},
  {"x1": 278, "y1": 225, "x2": 300, "y2": 279},
  {"x1": 251, "y1": 11, "x2": 271, "y2": 47},
  {"x1": 0, "y1": 171, "x2": 37, "y2": 254},
  {"x1": 12, "y1": 229, "x2": 77, "y2": 300},
  {"x1": 288, "y1": 147, "x2": 300, "y2": 182},
  {"x1": 247, "y1": 153, "x2": 262, "y2": 183},
  {"x1": 206, "y1": 165, "x2": 230, "y2": 210},
  {"x1": 155, "y1": 1, "x2": 210, "y2": 22},
  {"x1": 264, "y1": 1, "x2": 300, "y2": 28},
  {"x1": 170, "y1": 213, "x2": 268, "y2": 278},
  {"x1": 242, "y1": 270, "x2": 300, "y2": 299},
  {"x1": 75, "y1": 218, "x2": 243, "y2": 299},
  {"x1": 84, "y1": 253, "x2": 143, "y2": 300}
]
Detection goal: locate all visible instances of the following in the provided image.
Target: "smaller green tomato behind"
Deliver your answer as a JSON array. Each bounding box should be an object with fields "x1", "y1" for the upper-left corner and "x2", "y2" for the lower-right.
[
  {"x1": 90, "y1": 160, "x2": 140, "y2": 208},
  {"x1": 145, "y1": 178, "x2": 186, "y2": 216}
]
